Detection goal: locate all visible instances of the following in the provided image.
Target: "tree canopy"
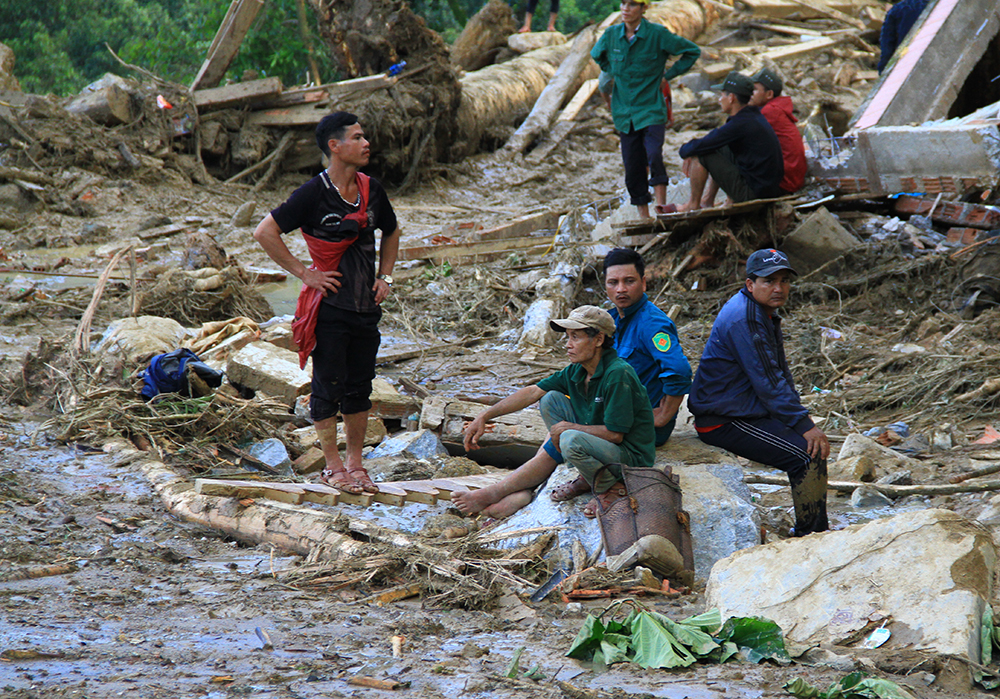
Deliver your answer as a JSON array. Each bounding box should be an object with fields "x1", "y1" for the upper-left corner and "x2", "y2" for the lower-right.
[{"x1": 0, "y1": 0, "x2": 612, "y2": 96}]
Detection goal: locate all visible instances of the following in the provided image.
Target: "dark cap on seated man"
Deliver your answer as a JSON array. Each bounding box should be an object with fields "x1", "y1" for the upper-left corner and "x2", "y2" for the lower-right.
[
  {"x1": 746, "y1": 248, "x2": 797, "y2": 278},
  {"x1": 751, "y1": 68, "x2": 783, "y2": 95},
  {"x1": 550, "y1": 305, "x2": 617, "y2": 337},
  {"x1": 712, "y1": 71, "x2": 754, "y2": 100}
]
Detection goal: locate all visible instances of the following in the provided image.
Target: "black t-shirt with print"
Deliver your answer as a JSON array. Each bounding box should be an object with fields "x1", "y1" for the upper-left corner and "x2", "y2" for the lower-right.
[{"x1": 271, "y1": 170, "x2": 398, "y2": 314}]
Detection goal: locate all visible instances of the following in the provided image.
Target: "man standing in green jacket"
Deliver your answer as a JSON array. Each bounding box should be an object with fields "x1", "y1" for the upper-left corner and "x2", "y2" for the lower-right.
[{"x1": 592, "y1": 0, "x2": 700, "y2": 218}]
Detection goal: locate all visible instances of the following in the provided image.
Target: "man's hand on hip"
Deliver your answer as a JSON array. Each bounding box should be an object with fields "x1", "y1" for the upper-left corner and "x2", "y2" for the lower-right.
[{"x1": 302, "y1": 268, "x2": 342, "y2": 297}]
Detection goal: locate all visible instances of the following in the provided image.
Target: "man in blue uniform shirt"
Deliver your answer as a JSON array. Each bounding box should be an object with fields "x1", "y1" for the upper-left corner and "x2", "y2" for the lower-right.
[
  {"x1": 688, "y1": 249, "x2": 829, "y2": 536},
  {"x1": 604, "y1": 248, "x2": 691, "y2": 445}
]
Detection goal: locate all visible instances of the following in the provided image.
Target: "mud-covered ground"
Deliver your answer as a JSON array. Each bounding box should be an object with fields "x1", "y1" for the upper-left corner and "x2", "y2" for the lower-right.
[{"x1": 2, "y1": 89, "x2": 1000, "y2": 697}]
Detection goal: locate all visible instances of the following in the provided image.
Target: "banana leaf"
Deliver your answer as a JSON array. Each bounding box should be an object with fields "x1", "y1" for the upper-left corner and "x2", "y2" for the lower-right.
[{"x1": 717, "y1": 616, "x2": 791, "y2": 664}]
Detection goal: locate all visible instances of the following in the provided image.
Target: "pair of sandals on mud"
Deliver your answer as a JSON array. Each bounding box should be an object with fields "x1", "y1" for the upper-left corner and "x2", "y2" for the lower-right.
[
  {"x1": 319, "y1": 466, "x2": 379, "y2": 495},
  {"x1": 550, "y1": 474, "x2": 626, "y2": 518}
]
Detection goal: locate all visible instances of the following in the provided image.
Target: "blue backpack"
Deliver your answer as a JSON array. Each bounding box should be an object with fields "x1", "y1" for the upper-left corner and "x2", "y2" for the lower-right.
[{"x1": 140, "y1": 348, "x2": 223, "y2": 401}]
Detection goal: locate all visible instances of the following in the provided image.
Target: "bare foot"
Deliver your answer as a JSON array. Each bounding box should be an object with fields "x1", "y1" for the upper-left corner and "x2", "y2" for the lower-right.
[
  {"x1": 547, "y1": 25, "x2": 557, "y2": 31},
  {"x1": 675, "y1": 201, "x2": 701, "y2": 214},
  {"x1": 518, "y1": 25, "x2": 530, "y2": 33},
  {"x1": 481, "y1": 490, "x2": 533, "y2": 519},
  {"x1": 453, "y1": 487, "x2": 497, "y2": 515}
]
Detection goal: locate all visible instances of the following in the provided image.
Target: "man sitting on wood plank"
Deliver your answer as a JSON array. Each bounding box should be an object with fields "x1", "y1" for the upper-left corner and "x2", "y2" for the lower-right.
[
  {"x1": 688, "y1": 249, "x2": 829, "y2": 536},
  {"x1": 454, "y1": 305, "x2": 655, "y2": 521},
  {"x1": 591, "y1": 0, "x2": 700, "y2": 219},
  {"x1": 253, "y1": 112, "x2": 400, "y2": 496},
  {"x1": 676, "y1": 72, "x2": 784, "y2": 213},
  {"x1": 700, "y1": 68, "x2": 806, "y2": 208}
]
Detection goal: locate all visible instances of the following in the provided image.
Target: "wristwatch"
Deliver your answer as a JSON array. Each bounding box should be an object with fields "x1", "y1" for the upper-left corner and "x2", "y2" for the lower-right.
[{"x1": 377, "y1": 273, "x2": 393, "y2": 285}]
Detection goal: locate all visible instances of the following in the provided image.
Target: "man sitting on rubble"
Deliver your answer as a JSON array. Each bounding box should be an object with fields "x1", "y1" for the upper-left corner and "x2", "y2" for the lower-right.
[
  {"x1": 699, "y1": 68, "x2": 806, "y2": 208},
  {"x1": 453, "y1": 305, "x2": 655, "y2": 521},
  {"x1": 676, "y1": 72, "x2": 784, "y2": 213},
  {"x1": 688, "y1": 249, "x2": 829, "y2": 537},
  {"x1": 604, "y1": 248, "x2": 691, "y2": 446}
]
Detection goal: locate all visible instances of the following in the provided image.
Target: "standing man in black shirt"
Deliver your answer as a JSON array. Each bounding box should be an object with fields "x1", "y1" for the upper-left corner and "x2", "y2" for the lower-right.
[
  {"x1": 254, "y1": 112, "x2": 400, "y2": 495},
  {"x1": 677, "y1": 72, "x2": 784, "y2": 213}
]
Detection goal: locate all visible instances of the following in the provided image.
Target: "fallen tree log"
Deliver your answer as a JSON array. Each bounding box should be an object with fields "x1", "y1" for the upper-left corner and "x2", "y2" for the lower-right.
[
  {"x1": 451, "y1": 0, "x2": 518, "y2": 72},
  {"x1": 138, "y1": 457, "x2": 464, "y2": 578},
  {"x1": 503, "y1": 25, "x2": 599, "y2": 155}
]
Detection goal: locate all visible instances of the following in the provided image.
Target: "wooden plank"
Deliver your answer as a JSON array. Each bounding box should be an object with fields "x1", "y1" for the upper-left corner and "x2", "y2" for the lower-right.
[
  {"x1": 326, "y1": 74, "x2": 397, "y2": 98},
  {"x1": 395, "y1": 482, "x2": 440, "y2": 505},
  {"x1": 738, "y1": 0, "x2": 865, "y2": 20},
  {"x1": 371, "y1": 483, "x2": 409, "y2": 507},
  {"x1": 701, "y1": 62, "x2": 735, "y2": 80},
  {"x1": 250, "y1": 74, "x2": 397, "y2": 110},
  {"x1": 300, "y1": 482, "x2": 373, "y2": 507},
  {"x1": 397, "y1": 235, "x2": 553, "y2": 263},
  {"x1": 783, "y1": 0, "x2": 867, "y2": 30},
  {"x1": 195, "y1": 479, "x2": 305, "y2": 505},
  {"x1": 191, "y1": 0, "x2": 266, "y2": 90},
  {"x1": 193, "y1": 77, "x2": 283, "y2": 110},
  {"x1": 755, "y1": 36, "x2": 839, "y2": 62},
  {"x1": 473, "y1": 211, "x2": 560, "y2": 241},
  {"x1": 557, "y1": 79, "x2": 599, "y2": 122},
  {"x1": 139, "y1": 222, "x2": 190, "y2": 240},
  {"x1": 246, "y1": 102, "x2": 335, "y2": 127},
  {"x1": 746, "y1": 21, "x2": 827, "y2": 37}
]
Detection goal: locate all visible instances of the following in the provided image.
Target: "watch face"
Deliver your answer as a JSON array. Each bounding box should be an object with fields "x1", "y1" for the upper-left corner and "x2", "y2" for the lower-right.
[{"x1": 380, "y1": 274, "x2": 393, "y2": 284}]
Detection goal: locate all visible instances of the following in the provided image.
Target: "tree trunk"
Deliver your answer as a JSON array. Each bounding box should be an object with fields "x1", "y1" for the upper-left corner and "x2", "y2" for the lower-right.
[
  {"x1": 502, "y1": 24, "x2": 599, "y2": 155},
  {"x1": 451, "y1": 0, "x2": 518, "y2": 72}
]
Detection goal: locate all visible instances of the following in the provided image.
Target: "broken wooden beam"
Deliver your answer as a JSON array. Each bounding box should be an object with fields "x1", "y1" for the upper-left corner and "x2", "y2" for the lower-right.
[
  {"x1": 192, "y1": 76, "x2": 283, "y2": 110},
  {"x1": 472, "y1": 210, "x2": 560, "y2": 241},
  {"x1": 527, "y1": 78, "x2": 600, "y2": 163},
  {"x1": 396, "y1": 235, "x2": 555, "y2": 264},
  {"x1": 504, "y1": 25, "x2": 599, "y2": 155},
  {"x1": 191, "y1": 0, "x2": 266, "y2": 90}
]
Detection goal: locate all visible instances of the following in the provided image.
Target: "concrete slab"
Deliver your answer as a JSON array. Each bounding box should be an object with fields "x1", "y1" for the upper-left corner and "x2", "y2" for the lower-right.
[
  {"x1": 226, "y1": 341, "x2": 311, "y2": 406},
  {"x1": 781, "y1": 207, "x2": 860, "y2": 275}
]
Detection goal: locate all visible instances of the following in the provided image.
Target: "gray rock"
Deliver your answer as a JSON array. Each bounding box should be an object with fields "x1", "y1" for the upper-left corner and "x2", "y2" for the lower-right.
[
  {"x1": 877, "y1": 470, "x2": 913, "y2": 486},
  {"x1": 366, "y1": 429, "x2": 448, "y2": 461},
  {"x1": 706, "y1": 509, "x2": 995, "y2": 661},
  {"x1": 850, "y1": 485, "x2": 894, "y2": 508},
  {"x1": 249, "y1": 438, "x2": 292, "y2": 472}
]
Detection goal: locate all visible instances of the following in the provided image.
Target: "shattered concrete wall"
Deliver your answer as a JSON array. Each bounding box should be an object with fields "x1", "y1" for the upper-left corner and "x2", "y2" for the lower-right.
[{"x1": 851, "y1": 0, "x2": 1000, "y2": 130}]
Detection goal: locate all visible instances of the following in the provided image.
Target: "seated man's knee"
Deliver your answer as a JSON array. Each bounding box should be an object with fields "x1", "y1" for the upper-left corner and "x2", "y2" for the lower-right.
[
  {"x1": 561, "y1": 430, "x2": 591, "y2": 459},
  {"x1": 540, "y1": 391, "x2": 565, "y2": 411}
]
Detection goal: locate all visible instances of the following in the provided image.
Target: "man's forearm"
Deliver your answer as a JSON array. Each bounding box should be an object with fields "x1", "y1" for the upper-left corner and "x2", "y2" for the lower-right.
[
  {"x1": 379, "y1": 228, "x2": 400, "y2": 276},
  {"x1": 481, "y1": 385, "x2": 545, "y2": 422}
]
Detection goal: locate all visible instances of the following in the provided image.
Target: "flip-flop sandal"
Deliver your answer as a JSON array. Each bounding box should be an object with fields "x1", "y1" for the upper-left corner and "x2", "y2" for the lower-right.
[
  {"x1": 583, "y1": 483, "x2": 627, "y2": 519},
  {"x1": 319, "y1": 468, "x2": 364, "y2": 495},
  {"x1": 655, "y1": 204, "x2": 678, "y2": 215},
  {"x1": 348, "y1": 467, "x2": 380, "y2": 494},
  {"x1": 550, "y1": 475, "x2": 591, "y2": 502}
]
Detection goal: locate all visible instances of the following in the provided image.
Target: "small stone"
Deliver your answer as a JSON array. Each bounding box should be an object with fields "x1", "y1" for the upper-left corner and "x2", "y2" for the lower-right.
[
  {"x1": 565, "y1": 602, "x2": 583, "y2": 614},
  {"x1": 850, "y1": 485, "x2": 893, "y2": 508},
  {"x1": 249, "y1": 438, "x2": 292, "y2": 472},
  {"x1": 877, "y1": 470, "x2": 913, "y2": 486}
]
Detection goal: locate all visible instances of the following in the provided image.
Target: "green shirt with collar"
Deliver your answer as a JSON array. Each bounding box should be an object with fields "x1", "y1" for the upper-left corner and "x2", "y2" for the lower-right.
[
  {"x1": 591, "y1": 18, "x2": 701, "y2": 133},
  {"x1": 536, "y1": 347, "x2": 655, "y2": 469}
]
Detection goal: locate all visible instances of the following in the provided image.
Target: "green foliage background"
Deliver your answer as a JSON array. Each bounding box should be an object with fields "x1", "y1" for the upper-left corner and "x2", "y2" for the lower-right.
[{"x1": 0, "y1": 0, "x2": 613, "y2": 96}]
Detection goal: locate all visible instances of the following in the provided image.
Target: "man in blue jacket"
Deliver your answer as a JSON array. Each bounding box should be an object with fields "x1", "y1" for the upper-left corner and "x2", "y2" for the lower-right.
[
  {"x1": 677, "y1": 72, "x2": 784, "y2": 213},
  {"x1": 688, "y1": 249, "x2": 829, "y2": 536}
]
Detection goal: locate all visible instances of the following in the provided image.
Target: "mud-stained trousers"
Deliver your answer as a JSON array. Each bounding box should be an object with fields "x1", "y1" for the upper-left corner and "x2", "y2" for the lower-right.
[
  {"x1": 538, "y1": 391, "x2": 625, "y2": 494},
  {"x1": 696, "y1": 417, "x2": 828, "y2": 536}
]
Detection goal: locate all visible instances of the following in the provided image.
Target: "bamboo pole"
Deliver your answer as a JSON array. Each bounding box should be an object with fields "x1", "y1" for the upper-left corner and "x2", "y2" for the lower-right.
[{"x1": 745, "y1": 473, "x2": 1000, "y2": 497}]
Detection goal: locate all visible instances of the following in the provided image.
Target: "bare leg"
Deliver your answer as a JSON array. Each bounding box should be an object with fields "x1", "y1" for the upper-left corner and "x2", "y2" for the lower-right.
[
  {"x1": 653, "y1": 183, "x2": 667, "y2": 209},
  {"x1": 481, "y1": 490, "x2": 534, "y2": 519},
  {"x1": 316, "y1": 416, "x2": 362, "y2": 494},
  {"x1": 678, "y1": 157, "x2": 709, "y2": 213},
  {"x1": 519, "y1": 12, "x2": 533, "y2": 32},
  {"x1": 453, "y1": 447, "x2": 558, "y2": 515},
  {"x1": 546, "y1": 12, "x2": 557, "y2": 31},
  {"x1": 701, "y1": 176, "x2": 720, "y2": 208},
  {"x1": 637, "y1": 203, "x2": 651, "y2": 219},
  {"x1": 340, "y1": 410, "x2": 377, "y2": 492}
]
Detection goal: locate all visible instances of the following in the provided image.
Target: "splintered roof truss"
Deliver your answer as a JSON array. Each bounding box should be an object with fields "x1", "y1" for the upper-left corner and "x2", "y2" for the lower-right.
[{"x1": 851, "y1": 0, "x2": 1000, "y2": 130}]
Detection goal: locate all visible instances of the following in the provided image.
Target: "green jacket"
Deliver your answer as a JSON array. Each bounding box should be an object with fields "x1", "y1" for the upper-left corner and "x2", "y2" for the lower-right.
[
  {"x1": 536, "y1": 348, "x2": 655, "y2": 469},
  {"x1": 591, "y1": 19, "x2": 700, "y2": 132}
]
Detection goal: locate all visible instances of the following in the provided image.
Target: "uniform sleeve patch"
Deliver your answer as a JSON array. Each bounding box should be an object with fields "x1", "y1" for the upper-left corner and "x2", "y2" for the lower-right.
[{"x1": 652, "y1": 332, "x2": 672, "y2": 352}]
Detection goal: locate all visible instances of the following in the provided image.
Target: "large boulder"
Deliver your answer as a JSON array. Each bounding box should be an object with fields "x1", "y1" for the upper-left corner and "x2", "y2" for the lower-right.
[
  {"x1": 664, "y1": 433, "x2": 761, "y2": 581},
  {"x1": 832, "y1": 433, "x2": 923, "y2": 482},
  {"x1": 706, "y1": 509, "x2": 995, "y2": 662}
]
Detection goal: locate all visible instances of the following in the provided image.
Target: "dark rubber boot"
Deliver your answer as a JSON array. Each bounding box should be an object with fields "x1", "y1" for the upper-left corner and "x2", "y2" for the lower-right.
[{"x1": 789, "y1": 456, "x2": 829, "y2": 536}]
